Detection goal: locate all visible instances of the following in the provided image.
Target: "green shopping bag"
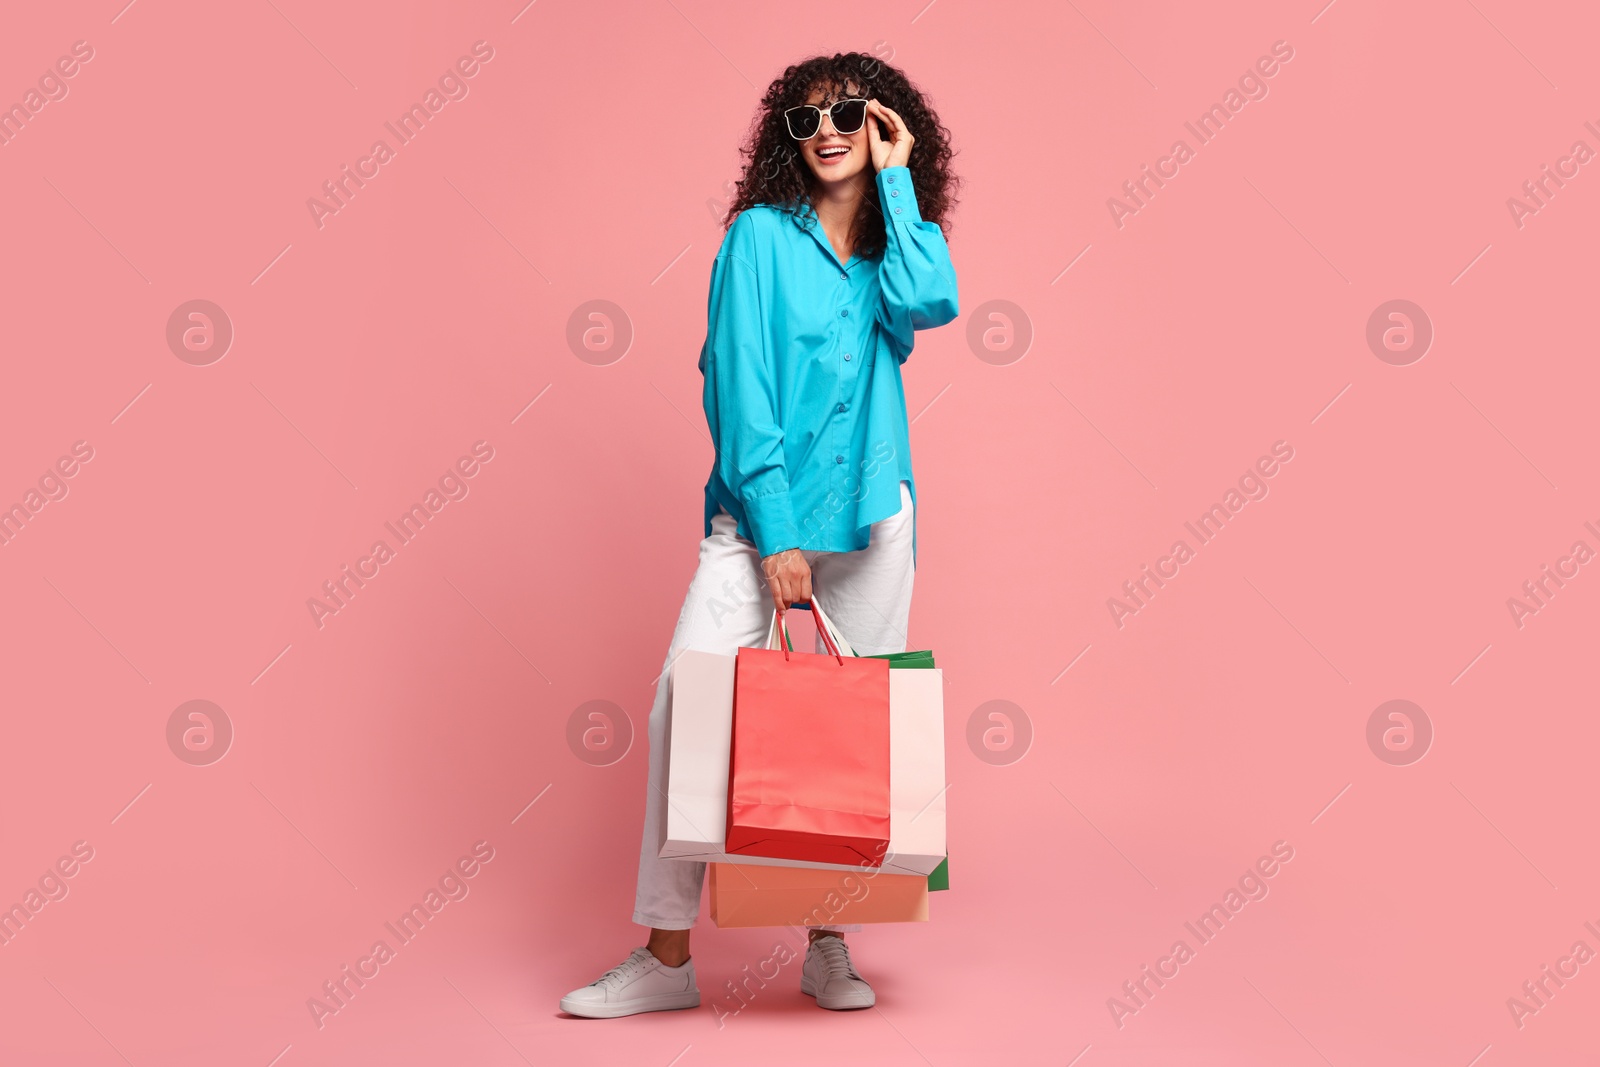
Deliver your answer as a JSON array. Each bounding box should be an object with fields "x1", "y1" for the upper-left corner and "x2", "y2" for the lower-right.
[{"x1": 868, "y1": 649, "x2": 936, "y2": 669}]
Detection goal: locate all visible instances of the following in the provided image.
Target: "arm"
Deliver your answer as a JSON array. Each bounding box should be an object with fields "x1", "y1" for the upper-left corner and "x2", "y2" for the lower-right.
[
  {"x1": 699, "y1": 229, "x2": 801, "y2": 561},
  {"x1": 873, "y1": 164, "x2": 960, "y2": 363}
]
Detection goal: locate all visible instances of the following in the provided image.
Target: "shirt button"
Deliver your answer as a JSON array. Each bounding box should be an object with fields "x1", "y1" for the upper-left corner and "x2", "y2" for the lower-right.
[
  {"x1": 836, "y1": 455, "x2": 845, "y2": 464},
  {"x1": 894, "y1": 207, "x2": 902, "y2": 214},
  {"x1": 891, "y1": 190, "x2": 899, "y2": 197},
  {"x1": 840, "y1": 309, "x2": 849, "y2": 317},
  {"x1": 887, "y1": 175, "x2": 895, "y2": 183},
  {"x1": 840, "y1": 272, "x2": 848, "y2": 280},
  {"x1": 837, "y1": 403, "x2": 847, "y2": 413},
  {"x1": 843, "y1": 353, "x2": 852, "y2": 361}
]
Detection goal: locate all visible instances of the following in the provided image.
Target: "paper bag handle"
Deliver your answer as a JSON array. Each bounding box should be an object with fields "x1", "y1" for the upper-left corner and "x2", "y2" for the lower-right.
[
  {"x1": 763, "y1": 610, "x2": 792, "y2": 655},
  {"x1": 807, "y1": 596, "x2": 859, "y2": 658},
  {"x1": 764, "y1": 603, "x2": 844, "y2": 664}
]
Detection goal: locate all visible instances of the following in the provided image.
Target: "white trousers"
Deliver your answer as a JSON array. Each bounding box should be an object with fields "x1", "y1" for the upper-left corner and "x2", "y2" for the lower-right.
[{"x1": 632, "y1": 480, "x2": 917, "y2": 931}]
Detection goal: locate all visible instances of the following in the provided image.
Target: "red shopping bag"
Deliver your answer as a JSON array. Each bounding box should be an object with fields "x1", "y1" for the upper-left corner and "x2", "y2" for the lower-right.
[{"x1": 725, "y1": 607, "x2": 891, "y2": 867}]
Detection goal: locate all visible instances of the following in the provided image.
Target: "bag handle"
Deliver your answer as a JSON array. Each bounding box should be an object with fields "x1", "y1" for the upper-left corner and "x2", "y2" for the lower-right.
[
  {"x1": 764, "y1": 603, "x2": 844, "y2": 664},
  {"x1": 763, "y1": 609, "x2": 793, "y2": 656},
  {"x1": 807, "y1": 596, "x2": 859, "y2": 658}
]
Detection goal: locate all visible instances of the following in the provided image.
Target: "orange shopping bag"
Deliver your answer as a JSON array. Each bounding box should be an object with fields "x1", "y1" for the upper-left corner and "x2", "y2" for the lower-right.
[{"x1": 709, "y1": 861, "x2": 929, "y2": 928}]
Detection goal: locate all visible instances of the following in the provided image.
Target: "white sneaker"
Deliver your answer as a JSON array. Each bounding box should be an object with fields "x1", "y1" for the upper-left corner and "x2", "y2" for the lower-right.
[
  {"x1": 559, "y1": 946, "x2": 700, "y2": 1019},
  {"x1": 800, "y1": 936, "x2": 875, "y2": 1010}
]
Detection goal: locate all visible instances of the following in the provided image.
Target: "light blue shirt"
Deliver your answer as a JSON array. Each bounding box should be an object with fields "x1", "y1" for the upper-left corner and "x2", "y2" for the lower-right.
[{"x1": 699, "y1": 164, "x2": 959, "y2": 564}]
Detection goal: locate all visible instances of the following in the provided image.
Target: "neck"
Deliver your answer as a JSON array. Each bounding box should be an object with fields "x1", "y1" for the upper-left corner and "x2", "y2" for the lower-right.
[
  {"x1": 809, "y1": 177, "x2": 869, "y2": 251},
  {"x1": 812, "y1": 176, "x2": 866, "y2": 218}
]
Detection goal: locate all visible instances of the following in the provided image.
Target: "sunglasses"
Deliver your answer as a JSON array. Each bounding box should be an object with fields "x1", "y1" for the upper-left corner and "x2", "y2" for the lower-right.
[{"x1": 784, "y1": 97, "x2": 869, "y2": 141}]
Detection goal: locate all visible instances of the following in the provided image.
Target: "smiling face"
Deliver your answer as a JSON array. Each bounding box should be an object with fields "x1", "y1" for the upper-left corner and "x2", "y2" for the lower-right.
[{"x1": 795, "y1": 80, "x2": 870, "y2": 186}]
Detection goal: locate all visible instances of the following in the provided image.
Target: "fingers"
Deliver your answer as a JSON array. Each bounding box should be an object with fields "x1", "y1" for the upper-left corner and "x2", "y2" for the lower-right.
[
  {"x1": 772, "y1": 557, "x2": 792, "y2": 609},
  {"x1": 760, "y1": 549, "x2": 817, "y2": 611},
  {"x1": 763, "y1": 555, "x2": 785, "y2": 613},
  {"x1": 865, "y1": 101, "x2": 890, "y2": 146},
  {"x1": 776, "y1": 554, "x2": 808, "y2": 609},
  {"x1": 869, "y1": 98, "x2": 906, "y2": 133},
  {"x1": 777, "y1": 551, "x2": 794, "y2": 608},
  {"x1": 866, "y1": 99, "x2": 912, "y2": 169}
]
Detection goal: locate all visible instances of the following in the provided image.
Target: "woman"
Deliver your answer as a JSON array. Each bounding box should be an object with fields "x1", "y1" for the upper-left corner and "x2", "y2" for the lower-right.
[{"x1": 560, "y1": 52, "x2": 959, "y2": 1018}]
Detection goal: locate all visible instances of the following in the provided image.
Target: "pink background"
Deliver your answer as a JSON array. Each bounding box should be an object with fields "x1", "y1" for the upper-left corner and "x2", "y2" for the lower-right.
[{"x1": 2, "y1": 1, "x2": 1597, "y2": 1064}]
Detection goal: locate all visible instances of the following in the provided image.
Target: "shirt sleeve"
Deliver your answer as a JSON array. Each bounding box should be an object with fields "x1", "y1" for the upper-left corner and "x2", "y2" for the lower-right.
[
  {"x1": 873, "y1": 165, "x2": 959, "y2": 363},
  {"x1": 698, "y1": 228, "x2": 800, "y2": 559}
]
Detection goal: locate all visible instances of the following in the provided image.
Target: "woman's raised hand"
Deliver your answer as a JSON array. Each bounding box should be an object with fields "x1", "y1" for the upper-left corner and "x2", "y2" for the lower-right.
[{"x1": 866, "y1": 98, "x2": 914, "y2": 172}]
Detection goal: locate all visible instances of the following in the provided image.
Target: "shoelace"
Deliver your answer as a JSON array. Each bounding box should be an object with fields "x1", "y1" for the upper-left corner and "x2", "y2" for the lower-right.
[
  {"x1": 593, "y1": 949, "x2": 653, "y2": 988},
  {"x1": 810, "y1": 938, "x2": 861, "y2": 980}
]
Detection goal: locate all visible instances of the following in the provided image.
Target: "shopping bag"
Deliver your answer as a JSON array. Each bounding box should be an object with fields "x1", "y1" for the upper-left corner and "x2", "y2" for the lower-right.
[
  {"x1": 708, "y1": 861, "x2": 929, "y2": 928},
  {"x1": 812, "y1": 599, "x2": 947, "y2": 880},
  {"x1": 659, "y1": 645, "x2": 891, "y2": 869},
  {"x1": 659, "y1": 648, "x2": 739, "y2": 860},
  {"x1": 876, "y1": 651, "x2": 936, "y2": 669},
  {"x1": 725, "y1": 608, "x2": 892, "y2": 867},
  {"x1": 658, "y1": 601, "x2": 946, "y2": 877}
]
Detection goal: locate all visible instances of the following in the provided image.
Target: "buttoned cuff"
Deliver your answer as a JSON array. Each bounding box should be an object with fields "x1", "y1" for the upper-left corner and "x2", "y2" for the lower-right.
[
  {"x1": 742, "y1": 490, "x2": 800, "y2": 559},
  {"x1": 876, "y1": 165, "x2": 922, "y2": 223}
]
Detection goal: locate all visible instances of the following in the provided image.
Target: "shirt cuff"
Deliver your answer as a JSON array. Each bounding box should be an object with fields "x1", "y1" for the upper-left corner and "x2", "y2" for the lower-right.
[
  {"x1": 876, "y1": 165, "x2": 922, "y2": 224},
  {"x1": 742, "y1": 490, "x2": 800, "y2": 559}
]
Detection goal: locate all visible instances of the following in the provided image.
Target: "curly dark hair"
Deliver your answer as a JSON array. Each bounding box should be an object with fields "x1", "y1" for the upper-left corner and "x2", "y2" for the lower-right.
[{"x1": 720, "y1": 51, "x2": 960, "y2": 259}]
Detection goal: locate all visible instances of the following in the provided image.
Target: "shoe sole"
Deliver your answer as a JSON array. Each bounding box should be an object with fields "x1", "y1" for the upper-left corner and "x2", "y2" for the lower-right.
[
  {"x1": 559, "y1": 991, "x2": 701, "y2": 1019},
  {"x1": 799, "y1": 975, "x2": 874, "y2": 1010}
]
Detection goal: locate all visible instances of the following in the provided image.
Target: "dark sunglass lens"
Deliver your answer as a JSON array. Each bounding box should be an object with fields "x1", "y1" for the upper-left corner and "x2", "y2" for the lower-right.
[
  {"x1": 831, "y1": 100, "x2": 867, "y2": 134},
  {"x1": 786, "y1": 107, "x2": 821, "y2": 139}
]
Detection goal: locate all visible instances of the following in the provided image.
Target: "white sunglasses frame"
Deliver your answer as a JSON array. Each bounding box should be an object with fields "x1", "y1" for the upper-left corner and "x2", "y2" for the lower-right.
[{"x1": 783, "y1": 97, "x2": 870, "y2": 141}]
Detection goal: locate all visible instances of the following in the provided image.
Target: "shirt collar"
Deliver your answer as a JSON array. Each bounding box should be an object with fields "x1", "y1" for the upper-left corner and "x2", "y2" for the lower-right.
[{"x1": 788, "y1": 198, "x2": 863, "y2": 271}]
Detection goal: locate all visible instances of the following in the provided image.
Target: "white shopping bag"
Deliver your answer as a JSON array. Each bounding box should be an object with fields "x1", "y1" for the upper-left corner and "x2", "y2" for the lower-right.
[
  {"x1": 658, "y1": 648, "x2": 737, "y2": 863},
  {"x1": 658, "y1": 601, "x2": 946, "y2": 877}
]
